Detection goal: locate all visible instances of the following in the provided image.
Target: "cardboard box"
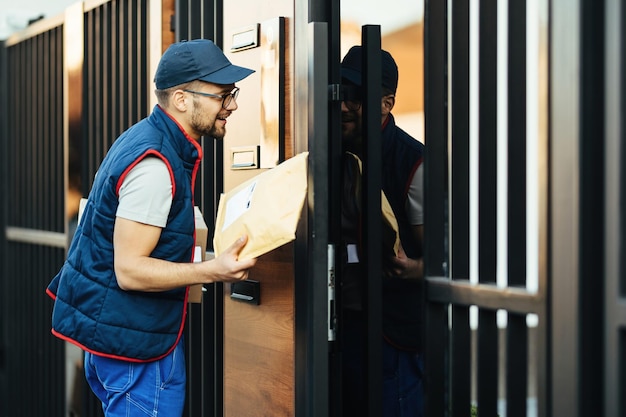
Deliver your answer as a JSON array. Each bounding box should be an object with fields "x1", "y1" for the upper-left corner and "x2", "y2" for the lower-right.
[{"x1": 188, "y1": 206, "x2": 208, "y2": 303}]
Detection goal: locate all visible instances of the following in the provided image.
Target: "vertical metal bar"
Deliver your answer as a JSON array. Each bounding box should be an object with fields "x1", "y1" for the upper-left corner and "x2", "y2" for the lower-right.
[
  {"x1": 199, "y1": 2, "x2": 223, "y2": 405},
  {"x1": 360, "y1": 25, "x2": 383, "y2": 417},
  {"x1": 213, "y1": 0, "x2": 223, "y2": 47},
  {"x1": 123, "y1": 0, "x2": 131, "y2": 129},
  {"x1": 4, "y1": 43, "x2": 11, "y2": 416},
  {"x1": 294, "y1": 21, "x2": 330, "y2": 417},
  {"x1": 506, "y1": 0, "x2": 528, "y2": 416},
  {"x1": 506, "y1": 0, "x2": 527, "y2": 307},
  {"x1": 579, "y1": 1, "x2": 606, "y2": 415},
  {"x1": 477, "y1": 310, "x2": 498, "y2": 416},
  {"x1": 450, "y1": 306, "x2": 470, "y2": 417},
  {"x1": 529, "y1": 323, "x2": 545, "y2": 417},
  {"x1": 36, "y1": 33, "x2": 45, "y2": 406},
  {"x1": 550, "y1": 0, "x2": 582, "y2": 415},
  {"x1": 89, "y1": 8, "x2": 97, "y2": 187},
  {"x1": 129, "y1": 0, "x2": 137, "y2": 123},
  {"x1": 477, "y1": 0, "x2": 498, "y2": 415},
  {"x1": 113, "y1": 1, "x2": 119, "y2": 137},
  {"x1": 199, "y1": 61, "x2": 224, "y2": 417},
  {"x1": 208, "y1": 281, "x2": 224, "y2": 417},
  {"x1": 26, "y1": 40, "x2": 33, "y2": 227},
  {"x1": 328, "y1": 1, "x2": 342, "y2": 416},
  {"x1": 185, "y1": 302, "x2": 203, "y2": 417},
  {"x1": 102, "y1": 4, "x2": 110, "y2": 165},
  {"x1": 57, "y1": 27, "x2": 65, "y2": 405},
  {"x1": 620, "y1": 333, "x2": 626, "y2": 415},
  {"x1": 138, "y1": 0, "x2": 148, "y2": 120},
  {"x1": 604, "y1": 0, "x2": 624, "y2": 415},
  {"x1": 506, "y1": 315, "x2": 528, "y2": 417},
  {"x1": 423, "y1": 0, "x2": 449, "y2": 413},
  {"x1": 189, "y1": 0, "x2": 202, "y2": 39},
  {"x1": 0, "y1": 38, "x2": 8, "y2": 416},
  {"x1": 450, "y1": 0, "x2": 472, "y2": 415},
  {"x1": 43, "y1": 33, "x2": 50, "y2": 231},
  {"x1": 175, "y1": 0, "x2": 189, "y2": 42},
  {"x1": 54, "y1": 29, "x2": 62, "y2": 231},
  {"x1": 119, "y1": 1, "x2": 128, "y2": 131},
  {"x1": 621, "y1": 3, "x2": 626, "y2": 306},
  {"x1": 36, "y1": 35, "x2": 43, "y2": 230},
  {"x1": 451, "y1": 1, "x2": 470, "y2": 279},
  {"x1": 202, "y1": 0, "x2": 213, "y2": 41}
]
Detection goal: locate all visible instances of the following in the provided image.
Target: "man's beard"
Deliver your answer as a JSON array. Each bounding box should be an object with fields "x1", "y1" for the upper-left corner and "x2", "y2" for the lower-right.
[
  {"x1": 190, "y1": 101, "x2": 226, "y2": 139},
  {"x1": 341, "y1": 112, "x2": 363, "y2": 155}
]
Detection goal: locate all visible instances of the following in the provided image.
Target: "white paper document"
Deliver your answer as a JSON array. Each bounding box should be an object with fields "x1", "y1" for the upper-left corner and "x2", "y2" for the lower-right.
[{"x1": 222, "y1": 181, "x2": 257, "y2": 231}]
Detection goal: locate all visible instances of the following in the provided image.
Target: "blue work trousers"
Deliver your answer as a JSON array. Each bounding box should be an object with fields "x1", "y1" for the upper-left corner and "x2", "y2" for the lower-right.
[
  {"x1": 382, "y1": 340, "x2": 424, "y2": 417},
  {"x1": 342, "y1": 312, "x2": 423, "y2": 417},
  {"x1": 84, "y1": 338, "x2": 186, "y2": 417}
]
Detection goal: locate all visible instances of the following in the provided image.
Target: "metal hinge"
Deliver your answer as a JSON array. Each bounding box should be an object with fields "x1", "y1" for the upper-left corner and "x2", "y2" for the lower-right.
[
  {"x1": 328, "y1": 244, "x2": 337, "y2": 341},
  {"x1": 328, "y1": 84, "x2": 342, "y2": 102}
]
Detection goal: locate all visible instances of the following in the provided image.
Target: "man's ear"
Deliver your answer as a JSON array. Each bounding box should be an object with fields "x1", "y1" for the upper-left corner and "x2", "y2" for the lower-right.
[
  {"x1": 171, "y1": 90, "x2": 188, "y2": 112},
  {"x1": 382, "y1": 94, "x2": 395, "y2": 115}
]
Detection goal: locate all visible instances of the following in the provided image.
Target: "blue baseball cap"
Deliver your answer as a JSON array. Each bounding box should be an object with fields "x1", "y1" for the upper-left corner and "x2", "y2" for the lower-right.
[
  {"x1": 154, "y1": 39, "x2": 255, "y2": 89},
  {"x1": 341, "y1": 46, "x2": 398, "y2": 93}
]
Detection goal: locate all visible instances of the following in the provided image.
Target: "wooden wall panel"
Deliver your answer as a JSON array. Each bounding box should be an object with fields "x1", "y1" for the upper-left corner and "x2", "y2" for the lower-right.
[
  {"x1": 223, "y1": 243, "x2": 294, "y2": 416},
  {"x1": 221, "y1": 2, "x2": 294, "y2": 191}
]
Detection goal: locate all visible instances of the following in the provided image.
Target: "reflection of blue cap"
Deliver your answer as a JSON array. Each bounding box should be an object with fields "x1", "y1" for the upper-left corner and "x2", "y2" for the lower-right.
[
  {"x1": 341, "y1": 46, "x2": 398, "y2": 93},
  {"x1": 154, "y1": 39, "x2": 255, "y2": 89}
]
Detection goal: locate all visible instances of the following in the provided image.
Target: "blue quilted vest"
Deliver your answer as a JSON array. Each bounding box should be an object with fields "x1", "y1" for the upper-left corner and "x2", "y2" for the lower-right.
[
  {"x1": 380, "y1": 114, "x2": 425, "y2": 351},
  {"x1": 47, "y1": 105, "x2": 202, "y2": 361}
]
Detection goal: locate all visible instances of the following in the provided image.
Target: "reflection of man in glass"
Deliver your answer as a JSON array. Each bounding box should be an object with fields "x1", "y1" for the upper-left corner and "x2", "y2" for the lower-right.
[{"x1": 339, "y1": 46, "x2": 425, "y2": 417}]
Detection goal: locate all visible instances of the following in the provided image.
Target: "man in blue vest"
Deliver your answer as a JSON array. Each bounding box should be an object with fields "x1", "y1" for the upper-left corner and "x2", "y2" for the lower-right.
[
  {"x1": 340, "y1": 46, "x2": 425, "y2": 417},
  {"x1": 47, "y1": 39, "x2": 257, "y2": 416}
]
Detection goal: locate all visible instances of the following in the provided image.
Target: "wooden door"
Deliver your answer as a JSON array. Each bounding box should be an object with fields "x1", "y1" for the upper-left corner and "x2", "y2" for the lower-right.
[
  {"x1": 223, "y1": 244, "x2": 295, "y2": 416},
  {"x1": 221, "y1": 1, "x2": 296, "y2": 415}
]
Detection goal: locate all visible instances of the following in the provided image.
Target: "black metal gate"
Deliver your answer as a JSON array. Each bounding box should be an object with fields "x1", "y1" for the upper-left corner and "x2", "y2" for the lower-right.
[
  {"x1": 0, "y1": 19, "x2": 67, "y2": 417},
  {"x1": 423, "y1": 0, "x2": 620, "y2": 416},
  {"x1": 2, "y1": 0, "x2": 626, "y2": 416},
  {"x1": 424, "y1": 0, "x2": 547, "y2": 415},
  {"x1": 0, "y1": 0, "x2": 151, "y2": 415}
]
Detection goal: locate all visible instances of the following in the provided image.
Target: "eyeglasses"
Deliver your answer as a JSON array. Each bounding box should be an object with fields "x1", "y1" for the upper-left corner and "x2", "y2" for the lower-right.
[
  {"x1": 341, "y1": 85, "x2": 395, "y2": 111},
  {"x1": 341, "y1": 85, "x2": 362, "y2": 111},
  {"x1": 183, "y1": 87, "x2": 240, "y2": 109},
  {"x1": 344, "y1": 100, "x2": 362, "y2": 112}
]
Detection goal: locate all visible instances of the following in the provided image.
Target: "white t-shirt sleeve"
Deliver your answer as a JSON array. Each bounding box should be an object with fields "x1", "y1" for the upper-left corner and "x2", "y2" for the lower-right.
[
  {"x1": 116, "y1": 156, "x2": 173, "y2": 227},
  {"x1": 405, "y1": 164, "x2": 424, "y2": 226}
]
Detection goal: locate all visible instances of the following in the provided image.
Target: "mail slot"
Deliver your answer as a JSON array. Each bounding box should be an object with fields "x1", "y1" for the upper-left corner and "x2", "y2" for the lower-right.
[{"x1": 230, "y1": 280, "x2": 261, "y2": 305}]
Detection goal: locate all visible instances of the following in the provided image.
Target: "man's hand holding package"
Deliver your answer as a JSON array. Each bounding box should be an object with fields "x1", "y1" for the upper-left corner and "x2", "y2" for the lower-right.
[
  {"x1": 385, "y1": 244, "x2": 423, "y2": 281},
  {"x1": 208, "y1": 234, "x2": 257, "y2": 282},
  {"x1": 114, "y1": 217, "x2": 256, "y2": 292}
]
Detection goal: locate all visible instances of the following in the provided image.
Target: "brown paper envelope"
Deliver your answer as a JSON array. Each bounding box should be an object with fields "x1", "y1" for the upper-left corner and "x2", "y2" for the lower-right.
[
  {"x1": 213, "y1": 151, "x2": 308, "y2": 260},
  {"x1": 346, "y1": 152, "x2": 400, "y2": 256}
]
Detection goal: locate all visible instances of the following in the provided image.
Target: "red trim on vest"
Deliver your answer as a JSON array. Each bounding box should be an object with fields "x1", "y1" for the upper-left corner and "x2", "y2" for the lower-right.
[
  {"x1": 46, "y1": 287, "x2": 56, "y2": 300},
  {"x1": 115, "y1": 150, "x2": 177, "y2": 199},
  {"x1": 50, "y1": 287, "x2": 189, "y2": 363}
]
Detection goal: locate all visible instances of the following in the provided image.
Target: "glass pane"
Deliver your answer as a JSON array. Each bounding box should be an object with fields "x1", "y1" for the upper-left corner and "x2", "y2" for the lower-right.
[{"x1": 341, "y1": 0, "x2": 424, "y2": 142}]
